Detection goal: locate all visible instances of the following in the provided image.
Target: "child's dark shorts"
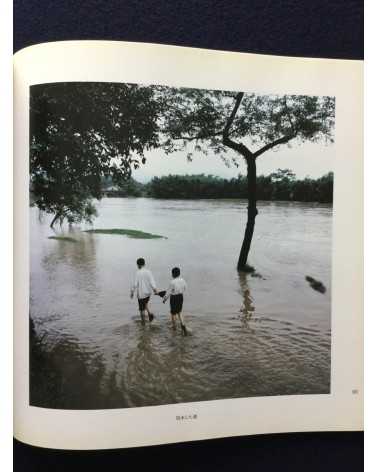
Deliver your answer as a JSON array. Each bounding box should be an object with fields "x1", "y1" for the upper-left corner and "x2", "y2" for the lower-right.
[
  {"x1": 170, "y1": 294, "x2": 183, "y2": 315},
  {"x1": 138, "y1": 296, "x2": 150, "y2": 311}
]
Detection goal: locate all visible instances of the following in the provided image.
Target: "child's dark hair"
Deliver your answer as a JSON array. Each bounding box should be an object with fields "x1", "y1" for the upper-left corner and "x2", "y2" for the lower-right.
[
  {"x1": 137, "y1": 258, "x2": 145, "y2": 267},
  {"x1": 172, "y1": 267, "x2": 180, "y2": 278}
]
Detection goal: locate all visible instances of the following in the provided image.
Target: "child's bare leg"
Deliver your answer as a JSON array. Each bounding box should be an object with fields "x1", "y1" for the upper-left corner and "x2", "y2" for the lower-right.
[
  {"x1": 171, "y1": 314, "x2": 177, "y2": 329},
  {"x1": 139, "y1": 310, "x2": 146, "y2": 323},
  {"x1": 146, "y1": 302, "x2": 154, "y2": 322},
  {"x1": 178, "y1": 313, "x2": 187, "y2": 335}
]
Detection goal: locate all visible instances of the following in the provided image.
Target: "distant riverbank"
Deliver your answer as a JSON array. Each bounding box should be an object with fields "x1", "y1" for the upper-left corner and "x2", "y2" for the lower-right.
[{"x1": 102, "y1": 171, "x2": 333, "y2": 203}]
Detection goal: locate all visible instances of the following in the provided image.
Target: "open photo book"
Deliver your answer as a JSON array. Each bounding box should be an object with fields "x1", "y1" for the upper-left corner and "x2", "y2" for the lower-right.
[{"x1": 14, "y1": 41, "x2": 363, "y2": 450}]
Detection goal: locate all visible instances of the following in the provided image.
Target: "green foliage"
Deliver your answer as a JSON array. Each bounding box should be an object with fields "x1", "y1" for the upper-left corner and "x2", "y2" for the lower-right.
[
  {"x1": 147, "y1": 174, "x2": 247, "y2": 199},
  {"x1": 101, "y1": 176, "x2": 145, "y2": 197},
  {"x1": 146, "y1": 172, "x2": 333, "y2": 203},
  {"x1": 83, "y1": 228, "x2": 166, "y2": 239},
  {"x1": 158, "y1": 88, "x2": 335, "y2": 165},
  {"x1": 48, "y1": 236, "x2": 77, "y2": 242},
  {"x1": 30, "y1": 83, "x2": 162, "y2": 226}
]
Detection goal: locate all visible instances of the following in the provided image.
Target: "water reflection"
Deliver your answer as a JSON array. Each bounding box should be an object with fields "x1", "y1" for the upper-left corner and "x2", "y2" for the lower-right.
[
  {"x1": 238, "y1": 272, "x2": 255, "y2": 321},
  {"x1": 30, "y1": 198, "x2": 332, "y2": 408},
  {"x1": 42, "y1": 231, "x2": 97, "y2": 270}
]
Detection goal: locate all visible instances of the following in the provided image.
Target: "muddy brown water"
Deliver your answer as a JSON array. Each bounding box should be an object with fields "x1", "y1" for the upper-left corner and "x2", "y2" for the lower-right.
[{"x1": 30, "y1": 198, "x2": 332, "y2": 408}]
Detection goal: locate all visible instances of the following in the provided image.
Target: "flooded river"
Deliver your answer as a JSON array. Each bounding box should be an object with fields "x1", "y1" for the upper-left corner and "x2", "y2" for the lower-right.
[{"x1": 30, "y1": 198, "x2": 332, "y2": 409}]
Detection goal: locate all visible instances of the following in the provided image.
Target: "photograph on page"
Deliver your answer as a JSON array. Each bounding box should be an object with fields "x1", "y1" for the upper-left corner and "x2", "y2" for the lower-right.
[{"x1": 29, "y1": 81, "x2": 335, "y2": 410}]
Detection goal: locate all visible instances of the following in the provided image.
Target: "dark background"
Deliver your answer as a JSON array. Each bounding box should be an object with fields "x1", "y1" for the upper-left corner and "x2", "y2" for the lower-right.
[
  {"x1": 14, "y1": 0, "x2": 363, "y2": 58},
  {"x1": 14, "y1": 0, "x2": 363, "y2": 470}
]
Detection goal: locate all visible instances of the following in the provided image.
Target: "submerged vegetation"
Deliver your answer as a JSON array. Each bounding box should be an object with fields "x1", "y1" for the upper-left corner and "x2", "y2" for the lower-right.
[
  {"x1": 83, "y1": 228, "x2": 166, "y2": 239},
  {"x1": 48, "y1": 236, "x2": 77, "y2": 242}
]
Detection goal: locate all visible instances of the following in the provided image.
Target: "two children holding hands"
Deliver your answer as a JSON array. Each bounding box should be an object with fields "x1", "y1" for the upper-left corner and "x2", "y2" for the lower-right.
[{"x1": 130, "y1": 258, "x2": 188, "y2": 335}]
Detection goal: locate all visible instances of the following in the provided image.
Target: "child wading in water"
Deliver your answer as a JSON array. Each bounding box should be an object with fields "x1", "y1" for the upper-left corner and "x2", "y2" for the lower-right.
[
  {"x1": 163, "y1": 267, "x2": 188, "y2": 335},
  {"x1": 130, "y1": 258, "x2": 157, "y2": 324}
]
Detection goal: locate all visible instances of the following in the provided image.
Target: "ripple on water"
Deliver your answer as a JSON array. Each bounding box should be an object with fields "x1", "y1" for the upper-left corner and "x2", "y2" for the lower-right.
[{"x1": 30, "y1": 200, "x2": 332, "y2": 408}]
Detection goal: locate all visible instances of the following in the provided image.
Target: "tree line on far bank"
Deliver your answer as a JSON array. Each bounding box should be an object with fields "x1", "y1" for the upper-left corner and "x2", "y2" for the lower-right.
[{"x1": 103, "y1": 169, "x2": 333, "y2": 203}]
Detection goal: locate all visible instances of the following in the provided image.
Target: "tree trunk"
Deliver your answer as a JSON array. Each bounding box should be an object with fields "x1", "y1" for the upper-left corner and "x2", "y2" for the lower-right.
[
  {"x1": 237, "y1": 158, "x2": 258, "y2": 271},
  {"x1": 50, "y1": 211, "x2": 62, "y2": 228},
  {"x1": 221, "y1": 93, "x2": 298, "y2": 271}
]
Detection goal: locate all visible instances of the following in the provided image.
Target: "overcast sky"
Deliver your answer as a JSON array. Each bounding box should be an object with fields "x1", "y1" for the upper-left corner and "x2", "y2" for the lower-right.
[{"x1": 133, "y1": 140, "x2": 334, "y2": 182}]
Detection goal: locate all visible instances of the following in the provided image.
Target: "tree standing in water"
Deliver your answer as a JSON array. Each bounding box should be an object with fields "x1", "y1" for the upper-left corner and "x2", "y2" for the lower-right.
[
  {"x1": 31, "y1": 83, "x2": 335, "y2": 271},
  {"x1": 159, "y1": 90, "x2": 335, "y2": 271}
]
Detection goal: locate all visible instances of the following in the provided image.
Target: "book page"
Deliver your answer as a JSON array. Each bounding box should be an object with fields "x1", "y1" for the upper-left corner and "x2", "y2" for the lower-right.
[{"x1": 14, "y1": 41, "x2": 363, "y2": 450}]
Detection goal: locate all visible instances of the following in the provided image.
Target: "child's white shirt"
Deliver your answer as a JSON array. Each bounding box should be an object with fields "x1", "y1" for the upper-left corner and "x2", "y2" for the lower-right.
[
  {"x1": 131, "y1": 268, "x2": 156, "y2": 299},
  {"x1": 167, "y1": 277, "x2": 187, "y2": 296}
]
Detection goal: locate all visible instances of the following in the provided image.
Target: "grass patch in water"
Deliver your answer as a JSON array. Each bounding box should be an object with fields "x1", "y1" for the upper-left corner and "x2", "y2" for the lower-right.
[
  {"x1": 83, "y1": 228, "x2": 166, "y2": 239},
  {"x1": 48, "y1": 236, "x2": 77, "y2": 243}
]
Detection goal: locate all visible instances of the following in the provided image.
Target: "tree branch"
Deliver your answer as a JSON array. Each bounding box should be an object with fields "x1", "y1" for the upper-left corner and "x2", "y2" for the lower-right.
[
  {"x1": 254, "y1": 133, "x2": 297, "y2": 159},
  {"x1": 222, "y1": 92, "x2": 253, "y2": 160},
  {"x1": 224, "y1": 92, "x2": 244, "y2": 136},
  {"x1": 173, "y1": 130, "x2": 224, "y2": 141},
  {"x1": 283, "y1": 96, "x2": 297, "y2": 135},
  {"x1": 171, "y1": 124, "x2": 246, "y2": 142}
]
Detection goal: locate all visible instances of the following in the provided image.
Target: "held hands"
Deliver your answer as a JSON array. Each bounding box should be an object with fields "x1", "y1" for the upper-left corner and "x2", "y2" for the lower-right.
[{"x1": 130, "y1": 291, "x2": 134, "y2": 299}]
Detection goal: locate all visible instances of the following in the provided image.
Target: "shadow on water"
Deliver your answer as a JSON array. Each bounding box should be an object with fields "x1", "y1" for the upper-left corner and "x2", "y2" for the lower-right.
[
  {"x1": 30, "y1": 314, "x2": 194, "y2": 409},
  {"x1": 30, "y1": 316, "x2": 126, "y2": 409},
  {"x1": 30, "y1": 304, "x2": 331, "y2": 409}
]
